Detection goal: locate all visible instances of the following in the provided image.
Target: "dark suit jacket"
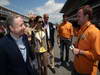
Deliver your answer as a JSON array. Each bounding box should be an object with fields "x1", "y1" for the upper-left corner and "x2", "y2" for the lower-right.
[
  {"x1": 43, "y1": 22, "x2": 55, "y2": 47},
  {"x1": 0, "y1": 34, "x2": 35, "y2": 75}
]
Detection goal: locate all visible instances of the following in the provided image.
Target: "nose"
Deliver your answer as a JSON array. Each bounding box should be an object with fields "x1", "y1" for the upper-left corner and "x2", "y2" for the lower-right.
[{"x1": 22, "y1": 24, "x2": 26, "y2": 30}]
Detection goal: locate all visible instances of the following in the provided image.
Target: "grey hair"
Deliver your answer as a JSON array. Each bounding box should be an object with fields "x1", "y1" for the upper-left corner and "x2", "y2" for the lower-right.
[
  {"x1": 6, "y1": 15, "x2": 21, "y2": 32},
  {"x1": 6, "y1": 15, "x2": 21, "y2": 26}
]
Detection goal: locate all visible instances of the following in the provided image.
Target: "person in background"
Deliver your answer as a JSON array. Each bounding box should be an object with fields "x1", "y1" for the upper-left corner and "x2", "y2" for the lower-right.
[
  {"x1": 24, "y1": 16, "x2": 37, "y2": 47},
  {"x1": 72, "y1": 5, "x2": 100, "y2": 75},
  {"x1": 0, "y1": 22, "x2": 6, "y2": 38},
  {"x1": 57, "y1": 14, "x2": 73, "y2": 65},
  {"x1": 43, "y1": 13, "x2": 56, "y2": 73},
  {"x1": 34, "y1": 16, "x2": 48, "y2": 75},
  {"x1": 0, "y1": 15, "x2": 35, "y2": 75}
]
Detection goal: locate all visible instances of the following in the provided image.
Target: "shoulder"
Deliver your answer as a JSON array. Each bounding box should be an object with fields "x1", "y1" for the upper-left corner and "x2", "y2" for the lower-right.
[
  {"x1": 0, "y1": 35, "x2": 8, "y2": 47},
  {"x1": 22, "y1": 34, "x2": 29, "y2": 42},
  {"x1": 49, "y1": 22, "x2": 56, "y2": 29},
  {"x1": 49, "y1": 22, "x2": 53, "y2": 25},
  {"x1": 49, "y1": 22, "x2": 54, "y2": 27},
  {"x1": 87, "y1": 25, "x2": 99, "y2": 38},
  {"x1": 88, "y1": 25, "x2": 99, "y2": 33},
  {"x1": 67, "y1": 21, "x2": 72, "y2": 26},
  {"x1": 23, "y1": 34, "x2": 28, "y2": 38}
]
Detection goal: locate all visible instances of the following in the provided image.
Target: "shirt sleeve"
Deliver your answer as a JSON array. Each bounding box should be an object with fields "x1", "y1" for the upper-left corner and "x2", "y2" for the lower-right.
[{"x1": 70, "y1": 24, "x2": 74, "y2": 37}]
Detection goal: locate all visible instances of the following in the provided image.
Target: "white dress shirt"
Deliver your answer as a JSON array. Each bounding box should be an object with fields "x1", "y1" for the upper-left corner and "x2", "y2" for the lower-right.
[{"x1": 44, "y1": 23, "x2": 50, "y2": 39}]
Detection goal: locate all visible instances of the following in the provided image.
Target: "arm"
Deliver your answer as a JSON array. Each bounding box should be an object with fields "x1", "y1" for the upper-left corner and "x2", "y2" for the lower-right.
[
  {"x1": 73, "y1": 31, "x2": 100, "y2": 61},
  {"x1": 0, "y1": 44, "x2": 7, "y2": 75},
  {"x1": 73, "y1": 47, "x2": 98, "y2": 61}
]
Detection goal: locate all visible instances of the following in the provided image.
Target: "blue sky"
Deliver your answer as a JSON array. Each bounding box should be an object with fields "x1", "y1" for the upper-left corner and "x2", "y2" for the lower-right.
[{"x1": 0, "y1": 0, "x2": 66, "y2": 23}]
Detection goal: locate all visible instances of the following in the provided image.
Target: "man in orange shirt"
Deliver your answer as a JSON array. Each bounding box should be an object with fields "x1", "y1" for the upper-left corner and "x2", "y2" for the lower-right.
[
  {"x1": 57, "y1": 14, "x2": 73, "y2": 64},
  {"x1": 72, "y1": 5, "x2": 100, "y2": 75}
]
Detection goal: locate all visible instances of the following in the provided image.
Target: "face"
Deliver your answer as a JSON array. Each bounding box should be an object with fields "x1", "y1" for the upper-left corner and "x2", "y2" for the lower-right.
[
  {"x1": 77, "y1": 9, "x2": 87, "y2": 26},
  {"x1": 63, "y1": 15, "x2": 67, "y2": 22},
  {"x1": 36, "y1": 18, "x2": 43, "y2": 29},
  {"x1": 10, "y1": 17, "x2": 26, "y2": 37},
  {"x1": 44, "y1": 14, "x2": 49, "y2": 22}
]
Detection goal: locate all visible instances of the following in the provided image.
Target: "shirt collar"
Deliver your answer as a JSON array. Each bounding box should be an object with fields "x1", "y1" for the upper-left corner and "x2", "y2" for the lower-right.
[
  {"x1": 10, "y1": 33, "x2": 23, "y2": 42},
  {"x1": 78, "y1": 21, "x2": 91, "y2": 36},
  {"x1": 80, "y1": 21, "x2": 91, "y2": 29}
]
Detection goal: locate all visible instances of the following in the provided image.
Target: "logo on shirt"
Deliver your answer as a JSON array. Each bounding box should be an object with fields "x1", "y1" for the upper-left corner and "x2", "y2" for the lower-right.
[{"x1": 80, "y1": 34, "x2": 86, "y2": 40}]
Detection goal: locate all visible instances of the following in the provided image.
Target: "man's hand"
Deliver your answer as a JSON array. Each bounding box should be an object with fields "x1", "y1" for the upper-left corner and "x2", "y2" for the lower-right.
[{"x1": 73, "y1": 48, "x2": 80, "y2": 55}]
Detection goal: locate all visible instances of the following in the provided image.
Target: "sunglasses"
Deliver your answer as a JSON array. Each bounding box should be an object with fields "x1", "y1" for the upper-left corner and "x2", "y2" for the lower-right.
[{"x1": 38, "y1": 21, "x2": 43, "y2": 23}]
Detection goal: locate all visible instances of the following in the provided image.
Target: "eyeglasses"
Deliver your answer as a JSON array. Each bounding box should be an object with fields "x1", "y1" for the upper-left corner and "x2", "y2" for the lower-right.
[{"x1": 38, "y1": 21, "x2": 43, "y2": 23}]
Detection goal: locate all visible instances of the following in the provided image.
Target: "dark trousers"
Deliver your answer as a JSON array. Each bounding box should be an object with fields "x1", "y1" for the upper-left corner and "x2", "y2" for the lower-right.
[{"x1": 60, "y1": 38, "x2": 71, "y2": 62}]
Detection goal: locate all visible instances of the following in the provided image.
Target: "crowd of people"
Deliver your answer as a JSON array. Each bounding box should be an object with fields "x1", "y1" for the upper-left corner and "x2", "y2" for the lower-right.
[{"x1": 0, "y1": 5, "x2": 100, "y2": 75}]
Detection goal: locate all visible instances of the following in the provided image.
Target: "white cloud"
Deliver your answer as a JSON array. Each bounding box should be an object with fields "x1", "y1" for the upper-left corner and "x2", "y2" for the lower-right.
[
  {"x1": 0, "y1": 0, "x2": 10, "y2": 6},
  {"x1": 28, "y1": 0, "x2": 64, "y2": 23}
]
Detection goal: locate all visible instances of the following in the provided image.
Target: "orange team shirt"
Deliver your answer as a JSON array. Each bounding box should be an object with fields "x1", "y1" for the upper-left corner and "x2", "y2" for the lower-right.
[
  {"x1": 58, "y1": 21, "x2": 73, "y2": 39},
  {"x1": 74, "y1": 21, "x2": 100, "y2": 75}
]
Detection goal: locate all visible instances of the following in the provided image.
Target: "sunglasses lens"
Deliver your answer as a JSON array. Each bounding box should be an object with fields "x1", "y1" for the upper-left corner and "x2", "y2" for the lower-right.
[{"x1": 38, "y1": 21, "x2": 42, "y2": 23}]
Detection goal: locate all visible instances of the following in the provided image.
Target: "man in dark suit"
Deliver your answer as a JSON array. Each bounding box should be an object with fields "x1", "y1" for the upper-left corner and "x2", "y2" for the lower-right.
[
  {"x1": 43, "y1": 14, "x2": 55, "y2": 73},
  {"x1": 0, "y1": 15, "x2": 36, "y2": 75}
]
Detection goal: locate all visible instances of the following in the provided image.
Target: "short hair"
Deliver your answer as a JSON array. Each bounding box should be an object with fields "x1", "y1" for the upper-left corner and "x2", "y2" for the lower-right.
[
  {"x1": 79, "y1": 5, "x2": 93, "y2": 20},
  {"x1": 6, "y1": 15, "x2": 22, "y2": 32},
  {"x1": 43, "y1": 14, "x2": 49, "y2": 18},
  {"x1": 6, "y1": 15, "x2": 22, "y2": 26}
]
